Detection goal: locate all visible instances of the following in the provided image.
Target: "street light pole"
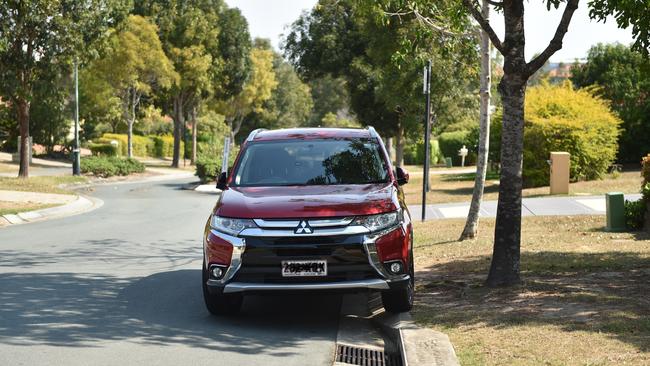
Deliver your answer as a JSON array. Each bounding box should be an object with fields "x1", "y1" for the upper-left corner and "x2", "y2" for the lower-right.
[
  {"x1": 421, "y1": 60, "x2": 432, "y2": 222},
  {"x1": 72, "y1": 60, "x2": 81, "y2": 176}
]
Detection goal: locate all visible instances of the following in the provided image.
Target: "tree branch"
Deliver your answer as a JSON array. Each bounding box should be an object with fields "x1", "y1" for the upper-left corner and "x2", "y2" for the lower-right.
[
  {"x1": 526, "y1": 0, "x2": 580, "y2": 76},
  {"x1": 486, "y1": 0, "x2": 503, "y2": 6},
  {"x1": 462, "y1": 0, "x2": 504, "y2": 53},
  {"x1": 384, "y1": 9, "x2": 468, "y2": 37}
]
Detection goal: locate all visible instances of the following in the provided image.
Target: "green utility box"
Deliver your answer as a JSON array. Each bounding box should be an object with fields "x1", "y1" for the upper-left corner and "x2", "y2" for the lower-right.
[
  {"x1": 606, "y1": 192, "x2": 626, "y2": 232},
  {"x1": 445, "y1": 157, "x2": 453, "y2": 168}
]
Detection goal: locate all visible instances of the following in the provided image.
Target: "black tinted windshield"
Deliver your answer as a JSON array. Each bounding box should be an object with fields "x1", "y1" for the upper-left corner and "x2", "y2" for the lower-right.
[{"x1": 232, "y1": 138, "x2": 389, "y2": 186}]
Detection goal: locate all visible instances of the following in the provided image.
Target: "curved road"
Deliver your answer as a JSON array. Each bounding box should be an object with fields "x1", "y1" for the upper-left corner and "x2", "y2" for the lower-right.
[{"x1": 0, "y1": 178, "x2": 343, "y2": 365}]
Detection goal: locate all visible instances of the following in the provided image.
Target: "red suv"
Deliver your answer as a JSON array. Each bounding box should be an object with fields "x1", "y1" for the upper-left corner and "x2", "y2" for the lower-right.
[{"x1": 202, "y1": 127, "x2": 413, "y2": 315}]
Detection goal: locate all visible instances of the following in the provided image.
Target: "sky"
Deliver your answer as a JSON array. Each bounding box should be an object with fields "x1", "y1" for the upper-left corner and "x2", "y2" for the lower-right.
[{"x1": 224, "y1": 0, "x2": 635, "y2": 63}]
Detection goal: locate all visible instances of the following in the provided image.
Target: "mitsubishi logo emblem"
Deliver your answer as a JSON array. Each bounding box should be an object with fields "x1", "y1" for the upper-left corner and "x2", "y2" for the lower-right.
[{"x1": 294, "y1": 220, "x2": 313, "y2": 234}]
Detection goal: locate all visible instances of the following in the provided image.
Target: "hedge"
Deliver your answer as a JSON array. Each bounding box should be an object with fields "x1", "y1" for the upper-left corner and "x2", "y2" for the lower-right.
[
  {"x1": 404, "y1": 139, "x2": 446, "y2": 166},
  {"x1": 439, "y1": 130, "x2": 477, "y2": 166},
  {"x1": 491, "y1": 82, "x2": 621, "y2": 188},
  {"x1": 88, "y1": 143, "x2": 118, "y2": 157},
  {"x1": 100, "y1": 133, "x2": 182, "y2": 158},
  {"x1": 80, "y1": 156, "x2": 145, "y2": 177}
]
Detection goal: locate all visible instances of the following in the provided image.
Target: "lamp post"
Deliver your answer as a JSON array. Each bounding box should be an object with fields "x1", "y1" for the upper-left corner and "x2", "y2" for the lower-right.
[
  {"x1": 72, "y1": 60, "x2": 80, "y2": 176},
  {"x1": 421, "y1": 60, "x2": 431, "y2": 222}
]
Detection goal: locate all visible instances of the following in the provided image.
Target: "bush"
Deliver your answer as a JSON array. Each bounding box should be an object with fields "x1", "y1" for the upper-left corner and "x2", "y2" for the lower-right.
[
  {"x1": 195, "y1": 146, "x2": 240, "y2": 183},
  {"x1": 642, "y1": 154, "x2": 650, "y2": 185},
  {"x1": 101, "y1": 133, "x2": 155, "y2": 157},
  {"x1": 100, "y1": 133, "x2": 184, "y2": 158},
  {"x1": 196, "y1": 157, "x2": 221, "y2": 183},
  {"x1": 88, "y1": 143, "x2": 118, "y2": 157},
  {"x1": 151, "y1": 135, "x2": 181, "y2": 158},
  {"x1": 438, "y1": 130, "x2": 476, "y2": 166},
  {"x1": 625, "y1": 199, "x2": 646, "y2": 230},
  {"x1": 491, "y1": 82, "x2": 621, "y2": 187},
  {"x1": 81, "y1": 156, "x2": 145, "y2": 178}
]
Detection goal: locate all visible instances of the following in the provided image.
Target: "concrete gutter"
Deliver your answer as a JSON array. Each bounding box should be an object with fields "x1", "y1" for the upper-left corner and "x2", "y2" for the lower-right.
[
  {"x1": 337, "y1": 293, "x2": 459, "y2": 366},
  {"x1": 372, "y1": 311, "x2": 459, "y2": 366},
  {"x1": 1, "y1": 194, "x2": 103, "y2": 227}
]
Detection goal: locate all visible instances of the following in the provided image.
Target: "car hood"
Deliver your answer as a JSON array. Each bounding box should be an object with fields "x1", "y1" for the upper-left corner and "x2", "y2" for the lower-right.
[{"x1": 214, "y1": 183, "x2": 398, "y2": 219}]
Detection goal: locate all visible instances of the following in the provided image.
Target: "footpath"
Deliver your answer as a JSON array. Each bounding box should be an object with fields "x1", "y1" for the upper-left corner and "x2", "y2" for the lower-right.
[{"x1": 408, "y1": 193, "x2": 643, "y2": 221}]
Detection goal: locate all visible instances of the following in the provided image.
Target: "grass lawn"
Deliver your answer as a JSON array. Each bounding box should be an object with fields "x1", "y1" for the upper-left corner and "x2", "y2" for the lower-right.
[
  {"x1": 412, "y1": 216, "x2": 650, "y2": 365},
  {"x1": 403, "y1": 167, "x2": 643, "y2": 205},
  {"x1": 0, "y1": 201, "x2": 57, "y2": 216},
  {"x1": 0, "y1": 176, "x2": 87, "y2": 194}
]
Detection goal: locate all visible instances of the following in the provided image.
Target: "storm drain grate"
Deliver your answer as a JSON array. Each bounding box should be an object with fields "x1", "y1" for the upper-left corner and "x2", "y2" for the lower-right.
[{"x1": 335, "y1": 344, "x2": 401, "y2": 366}]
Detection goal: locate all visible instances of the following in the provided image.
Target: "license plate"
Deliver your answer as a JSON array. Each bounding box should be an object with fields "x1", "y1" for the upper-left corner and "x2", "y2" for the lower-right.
[{"x1": 281, "y1": 260, "x2": 327, "y2": 277}]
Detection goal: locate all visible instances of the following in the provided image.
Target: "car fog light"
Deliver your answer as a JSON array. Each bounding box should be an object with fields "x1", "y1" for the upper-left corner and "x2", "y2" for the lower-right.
[
  {"x1": 211, "y1": 266, "x2": 224, "y2": 279},
  {"x1": 390, "y1": 262, "x2": 402, "y2": 274}
]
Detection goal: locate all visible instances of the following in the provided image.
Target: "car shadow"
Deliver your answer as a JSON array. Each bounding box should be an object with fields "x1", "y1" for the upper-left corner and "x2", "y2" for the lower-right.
[{"x1": 0, "y1": 269, "x2": 341, "y2": 357}]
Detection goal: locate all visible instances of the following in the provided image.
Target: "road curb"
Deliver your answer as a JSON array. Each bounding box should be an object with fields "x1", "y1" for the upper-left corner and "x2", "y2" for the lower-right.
[
  {"x1": 371, "y1": 309, "x2": 459, "y2": 366},
  {"x1": 1, "y1": 194, "x2": 103, "y2": 227}
]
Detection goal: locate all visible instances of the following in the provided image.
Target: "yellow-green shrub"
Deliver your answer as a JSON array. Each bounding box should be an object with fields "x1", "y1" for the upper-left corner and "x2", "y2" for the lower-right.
[
  {"x1": 151, "y1": 135, "x2": 183, "y2": 158},
  {"x1": 492, "y1": 82, "x2": 621, "y2": 187},
  {"x1": 101, "y1": 133, "x2": 155, "y2": 157}
]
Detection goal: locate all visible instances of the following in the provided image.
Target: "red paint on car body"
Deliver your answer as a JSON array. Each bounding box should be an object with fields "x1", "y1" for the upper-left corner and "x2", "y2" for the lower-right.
[{"x1": 214, "y1": 183, "x2": 399, "y2": 219}]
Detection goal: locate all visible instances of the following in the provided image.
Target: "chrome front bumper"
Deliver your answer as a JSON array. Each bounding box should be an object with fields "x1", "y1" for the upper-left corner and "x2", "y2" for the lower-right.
[{"x1": 220, "y1": 278, "x2": 395, "y2": 293}]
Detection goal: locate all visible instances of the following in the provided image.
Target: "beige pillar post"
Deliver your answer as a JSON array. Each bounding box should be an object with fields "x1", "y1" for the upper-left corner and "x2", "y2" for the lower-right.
[{"x1": 550, "y1": 152, "x2": 570, "y2": 195}]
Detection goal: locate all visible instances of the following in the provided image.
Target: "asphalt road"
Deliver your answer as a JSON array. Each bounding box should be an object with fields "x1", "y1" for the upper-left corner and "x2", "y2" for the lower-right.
[{"x1": 0, "y1": 178, "x2": 343, "y2": 366}]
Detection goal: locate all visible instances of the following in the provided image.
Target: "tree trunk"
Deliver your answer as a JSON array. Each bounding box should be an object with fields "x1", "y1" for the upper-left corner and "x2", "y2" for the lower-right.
[
  {"x1": 17, "y1": 98, "x2": 30, "y2": 178},
  {"x1": 460, "y1": 0, "x2": 492, "y2": 241},
  {"x1": 486, "y1": 1, "x2": 527, "y2": 287},
  {"x1": 172, "y1": 96, "x2": 185, "y2": 168},
  {"x1": 127, "y1": 119, "x2": 133, "y2": 158},
  {"x1": 486, "y1": 77, "x2": 526, "y2": 286},
  {"x1": 395, "y1": 121, "x2": 404, "y2": 168},
  {"x1": 191, "y1": 106, "x2": 198, "y2": 165}
]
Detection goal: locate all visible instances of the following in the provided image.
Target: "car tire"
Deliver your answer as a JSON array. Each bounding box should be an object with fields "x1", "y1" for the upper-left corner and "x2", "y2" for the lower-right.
[
  {"x1": 202, "y1": 262, "x2": 243, "y2": 315},
  {"x1": 381, "y1": 252, "x2": 414, "y2": 313}
]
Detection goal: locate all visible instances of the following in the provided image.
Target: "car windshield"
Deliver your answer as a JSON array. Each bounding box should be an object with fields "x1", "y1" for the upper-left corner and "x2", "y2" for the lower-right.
[{"x1": 232, "y1": 138, "x2": 389, "y2": 186}]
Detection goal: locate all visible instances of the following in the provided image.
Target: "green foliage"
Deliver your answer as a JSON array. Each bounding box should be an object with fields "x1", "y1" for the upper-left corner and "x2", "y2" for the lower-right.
[
  {"x1": 0, "y1": 0, "x2": 128, "y2": 159},
  {"x1": 81, "y1": 156, "x2": 145, "y2": 177},
  {"x1": 641, "y1": 154, "x2": 650, "y2": 185},
  {"x1": 588, "y1": 1, "x2": 650, "y2": 54},
  {"x1": 319, "y1": 112, "x2": 361, "y2": 128},
  {"x1": 404, "y1": 139, "x2": 445, "y2": 165},
  {"x1": 134, "y1": 105, "x2": 173, "y2": 136},
  {"x1": 439, "y1": 130, "x2": 476, "y2": 166},
  {"x1": 624, "y1": 199, "x2": 646, "y2": 230},
  {"x1": 571, "y1": 44, "x2": 650, "y2": 163},
  {"x1": 88, "y1": 143, "x2": 118, "y2": 157},
  {"x1": 491, "y1": 82, "x2": 621, "y2": 187},
  {"x1": 308, "y1": 76, "x2": 353, "y2": 126},
  {"x1": 150, "y1": 135, "x2": 178, "y2": 158},
  {"x1": 195, "y1": 146, "x2": 239, "y2": 183},
  {"x1": 102, "y1": 133, "x2": 151, "y2": 157},
  {"x1": 283, "y1": 0, "x2": 479, "y2": 160},
  {"x1": 195, "y1": 157, "x2": 221, "y2": 183},
  {"x1": 100, "y1": 133, "x2": 182, "y2": 158}
]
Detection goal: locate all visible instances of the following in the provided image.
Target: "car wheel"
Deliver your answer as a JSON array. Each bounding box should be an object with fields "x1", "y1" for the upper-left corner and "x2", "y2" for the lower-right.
[
  {"x1": 202, "y1": 261, "x2": 243, "y2": 316},
  {"x1": 381, "y1": 253, "x2": 414, "y2": 313}
]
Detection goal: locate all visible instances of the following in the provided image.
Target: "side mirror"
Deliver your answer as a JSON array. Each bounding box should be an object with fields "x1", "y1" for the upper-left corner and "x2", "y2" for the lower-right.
[
  {"x1": 216, "y1": 171, "x2": 228, "y2": 190},
  {"x1": 395, "y1": 167, "x2": 409, "y2": 186}
]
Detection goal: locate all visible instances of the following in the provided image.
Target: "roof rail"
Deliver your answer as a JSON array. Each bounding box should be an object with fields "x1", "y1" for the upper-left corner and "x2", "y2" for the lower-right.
[
  {"x1": 366, "y1": 126, "x2": 379, "y2": 138},
  {"x1": 246, "y1": 128, "x2": 267, "y2": 142}
]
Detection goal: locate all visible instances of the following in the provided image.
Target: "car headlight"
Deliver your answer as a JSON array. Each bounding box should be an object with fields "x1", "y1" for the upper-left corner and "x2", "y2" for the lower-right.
[
  {"x1": 353, "y1": 211, "x2": 401, "y2": 232},
  {"x1": 211, "y1": 216, "x2": 257, "y2": 236}
]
